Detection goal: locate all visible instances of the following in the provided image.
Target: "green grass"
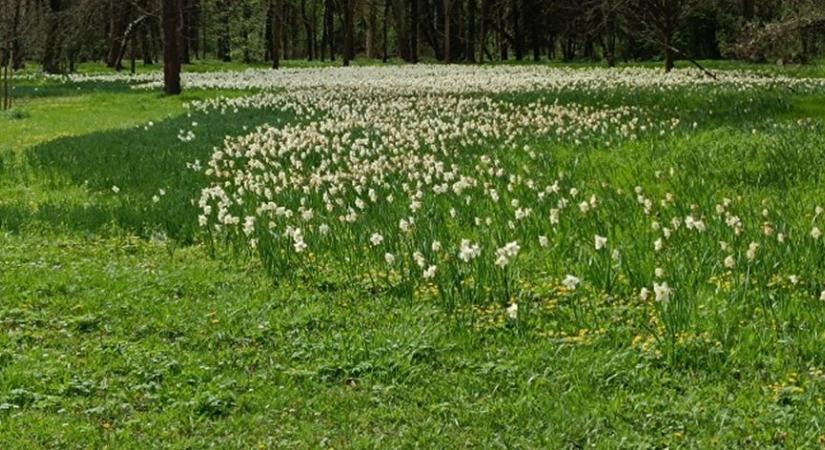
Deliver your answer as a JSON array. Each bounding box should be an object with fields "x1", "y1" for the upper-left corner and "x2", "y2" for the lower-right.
[{"x1": 3, "y1": 63, "x2": 825, "y2": 448}]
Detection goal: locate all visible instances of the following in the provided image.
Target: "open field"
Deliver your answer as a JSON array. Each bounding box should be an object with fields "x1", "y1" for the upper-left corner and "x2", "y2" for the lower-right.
[{"x1": 3, "y1": 61, "x2": 825, "y2": 448}]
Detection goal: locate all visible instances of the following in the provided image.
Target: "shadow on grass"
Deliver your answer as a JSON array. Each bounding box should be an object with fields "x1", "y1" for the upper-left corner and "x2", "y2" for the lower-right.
[{"x1": 7, "y1": 106, "x2": 289, "y2": 242}]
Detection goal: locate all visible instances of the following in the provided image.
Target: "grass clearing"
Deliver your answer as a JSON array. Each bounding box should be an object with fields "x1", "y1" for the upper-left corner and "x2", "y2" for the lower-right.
[{"x1": 3, "y1": 63, "x2": 825, "y2": 448}]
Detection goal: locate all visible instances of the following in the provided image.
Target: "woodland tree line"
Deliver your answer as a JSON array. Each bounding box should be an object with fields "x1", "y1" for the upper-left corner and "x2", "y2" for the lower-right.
[{"x1": 1, "y1": 0, "x2": 825, "y2": 98}]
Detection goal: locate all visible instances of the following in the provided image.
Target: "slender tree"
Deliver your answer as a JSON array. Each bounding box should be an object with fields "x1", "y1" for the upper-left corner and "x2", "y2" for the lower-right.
[
  {"x1": 163, "y1": 0, "x2": 182, "y2": 95},
  {"x1": 272, "y1": 0, "x2": 283, "y2": 68}
]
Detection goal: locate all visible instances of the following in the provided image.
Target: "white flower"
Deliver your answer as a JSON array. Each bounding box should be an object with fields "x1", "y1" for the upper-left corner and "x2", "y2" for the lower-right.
[
  {"x1": 413, "y1": 251, "x2": 426, "y2": 268},
  {"x1": 243, "y1": 216, "x2": 255, "y2": 236},
  {"x1": 495, "y1": 241, "x2": 521, "y2": 268},
  {"x1": 152, "y1": 195, "x2": 160, "y2": 203},
  {"x1": 812, "y1": 227, "x2": 822, "y2": 240},
  {"x1": 653, "y1": 282, "x2": 671, "y2": 303},
  {"x1": 820, "y1": 290, "x2": 825, "y2": 302},
  {"x1": 431, "y1": 241, "x2": 442, "y2": 252},
  {"x1": 562, "y1": 274, "x2": 580, "y2": 290},
  {"x1": 293, "y1": 240, "x2": 307, "y2": 253},
  {"x1": 506, "y1": 303, "x2": 518, "y2": 320},
  {"x1": 384, "y1": 253, "x2": 395, "y2": 265},
  {"x1": 594, "y1": 235, "x2": 607, "y2": 251},
  {"x1": 655, "y1": 267, "x2": 665, "y2": 278},
  {"x1": 788, "y1": 275, "x2": 799, "y2": 285},
  {"x1": 654, "y1": 238, "x2": 663, "y2": 252},
  {"x1": 746, "y1": 242, "x2": 759, "y2": 261},
  {"x1": 458, "y1": 240, "x2": 481, "y2": 262},
  {"x1": 724, "y1": 255, "x2": 736, "y2": 269},
  {"x1": 639, "y1": 287, "x2": 650, "y2": 301},
  {"x1": 538, "y1": 236, "x2": 549, "y2": 248},
  {"x1": 111, "y1": 185, "x2": 120, "y2": 194},
  {"x1": 370, "y1": 233, "x2": 384, "y2": 246},
  {"x1": 422, "y1": 265, "x2": 437, "y2": 280}
]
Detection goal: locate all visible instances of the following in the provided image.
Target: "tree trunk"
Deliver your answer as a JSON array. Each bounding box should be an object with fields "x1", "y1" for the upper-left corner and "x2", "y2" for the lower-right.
[
  {"x1": 217, "y1": 0, "x2": 231, "y2": 61},
  {"x1": 664, "y1": 38, "x2": 674, "y2": 72},
  {"x1": 465, "y1": 0, "x2": 476, "y2": 62},
  {"x1": 163, "y1": 0, "x2": 182, "y2": 95},
  {"x1": 241, "y1": 2, "x2": 252, "y2": 63},
  {"x1": 189, "y1": 0, "x2": 201, "y2": 60},
  {"x1": 271, "y1": 0, "x2": 282, "y2": 69},
  {"x1": 409, "y1": 0, "x2": 418, "y2": 63},
  {"x1": 42, "y1": 0, "x2": 63, "y2": 73},
  {"x1": 343, "y1": 0, "x2": 355, "y2": 65},
  {"x1": 443, "y1": 0, "x2": 451, "y2": 63},
  {"x1": 382, "y1": 0, "x2": 390, "y2": 61},
  {"x1": 742, "y1": 0, "x2": 754, "y2": 21},
  {"x1": 365, "y1": 0, "x2": 377, "y2": 58},
  {"x1": 479, "y1": 0, "x2": 488, "y2": 62},
  {"x1": 512, "y1": 0, "x2": 523, "y2": 60},
  {"x1": 302, "y1": 0, "x2": 317, "y2": 60},
  {"x1": 10, "y1": 0, "x2": 25, "y2": 70},
  {"x1": 323, "y1": 0, "x2": 336, "y2": 60}
]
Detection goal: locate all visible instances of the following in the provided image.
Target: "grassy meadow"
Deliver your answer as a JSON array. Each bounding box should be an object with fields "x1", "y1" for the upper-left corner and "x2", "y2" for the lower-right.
[{"x1": 3, "y1": 60, "x2": 825, "y2": 448}]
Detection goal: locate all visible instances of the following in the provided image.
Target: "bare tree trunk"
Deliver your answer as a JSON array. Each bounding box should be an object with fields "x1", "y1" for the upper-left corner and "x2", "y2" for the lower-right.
[
  {"x1": 741, "y1": 0, "x2": 754, "y2": 21},
  {"x1": 479, "y1": 0, "x2": 488, "y2": 62},
  {"x1": 163, "y1": 0, "x2": 182, "y2": 95},
  {"x1": 323, "y1": 0, "x2": 335, "y2": 60},
  {"x1": 512, "y1": 0, "x2": 522, "y2": 60},
  {"x1": 241, "y1": 1, "x2": 252, "y2": 62},
  {"x1": 2, "y1": 48, "x2": 11, "y2": 110},
  {"x1": 409, "y1": 0, "x2": 418, "y2": 63},
  {"x1": 272, "y1": 0, "x2": 282, "y2": 69},
  {"x1": 466, "y1": 0, "x2": 476, "y2": 62},
  {"x1": 42, "y1": 0, "x2": 63, "y2": 73},
  {"x1": 189, "y1": 0, "x2": 201, "y2": 60},
  {"x1": 10, "y1": 0, "x2": 25, "y2": 70},
  {"x1": 382, "y1": 0, "x2": 389, "y2": 61},
  {"x1": 444, "y1": 0, "x2": 451, "y2": 63},
  {"x1": 343, "y1": 0, "x2": 355, "y2": 65},
  {"x1": 365, "y1": 0, "x2": 377, "y2": 58},
  {"x1": 217, "y1": 0, "x2": 231, "y2": 61},
  {"x1": 302, "y1": 0, "x2": 317, "y2": 60}
]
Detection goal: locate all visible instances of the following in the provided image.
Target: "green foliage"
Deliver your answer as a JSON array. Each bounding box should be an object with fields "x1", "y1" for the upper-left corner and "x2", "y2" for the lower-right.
[{"x1": 2, "y1": 64, "x2": 825, "y2": 447}]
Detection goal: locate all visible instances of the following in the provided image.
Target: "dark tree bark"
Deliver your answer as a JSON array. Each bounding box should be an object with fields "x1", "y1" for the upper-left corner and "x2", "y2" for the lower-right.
[
  {"x1": 741, "y1": 0, "x2": 754, "y2": 21},
  {"x1": 241, "y1": 1, "x2": 252, "y2": 62},
  {"x1": 271, "y1": 0, "x2": 282, "y2": 69},
  {"x1": 217, "y1": 0, "x2": 231, "y2": 61},
  {"x1": 343, "y1": 0, "x2": 355, "y2": 65},
  {"x1": 182, "y1": 0, "x2": 191, "y2": 63},
  {"x1": 141, "y1": 21, "x2": 155, "y2": 64},
  {"x1": 10, "y1": 0, "x2": 25, "y2": 70},
  {"x1": 479, "y1": 0, "x2": 489, "y2": 62},
  {"x1": 163, "y1": 0, "x2": 182, "y2": 95},
  {"x1": 444, "y1": 0, "x2": 451, "y2": 63},
  {"x1": 323, "y1": 0, "x2": 336, "y2": 60},
  {"x1": 265, "y1": 2, "x2": 274, "y2": 60},
  {"x1": 365, "y1": 0, "x2": 377, "y2": 58},
  {"x1": 512, "y1": 0, "x2": 523, "y2": 60},
  {"x1": 466, "y1": 0, "x2": 476, "y2": 62},
  {"x1": 409, "y1": 0, "x2": 418, "y2": 63},
  {"x1": 525, "y1": 0, "x2": 539, "y2": 61},
  {"x1": 42, "y1": 0, "x2": 63, "y2": 74},
  {"x1": 383, "y1": 0, "x2": 389, "y2": 61},
  {"x1": 189, "y1": 0, "x2": 201, "y2": 60},
  {"x1": 302, "y1": 0, "x2": 317, "y2": 60}
]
